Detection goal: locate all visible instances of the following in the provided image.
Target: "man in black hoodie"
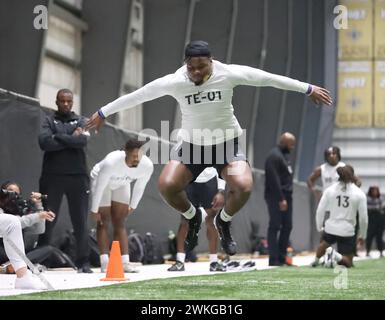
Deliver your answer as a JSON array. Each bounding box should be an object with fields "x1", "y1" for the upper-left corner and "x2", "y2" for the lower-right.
[
  {"x1": 37, "y1": 88, "x2": 92, "y2": 273},
  {"x1": 264, "y1": 132, "x2": 296, "y2": 266}
]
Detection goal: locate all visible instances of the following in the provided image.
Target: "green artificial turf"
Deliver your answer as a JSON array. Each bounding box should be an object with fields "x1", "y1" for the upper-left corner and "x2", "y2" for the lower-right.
[{"x1": 3, "y1": 259, "x2": 385, "y2": 300}]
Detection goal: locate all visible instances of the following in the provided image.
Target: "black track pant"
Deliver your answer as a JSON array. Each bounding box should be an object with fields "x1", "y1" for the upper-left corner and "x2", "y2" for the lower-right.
[
  {"x1": 265, "y1": 196, "x2": 293, "y2": 265},
  {"x1": 366, "y1": 212, "x2": 385, "y2": 253},
  {"x1": 38, "y1": 174, "x2": 90, "y2": 267}
]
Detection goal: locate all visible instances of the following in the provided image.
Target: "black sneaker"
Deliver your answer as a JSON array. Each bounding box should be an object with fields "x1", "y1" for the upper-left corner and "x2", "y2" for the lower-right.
[
  {"x1": 209, "y1": 261, "x2": 227, "y2": 272},
  {"x1": 214, "y1": 214, "x2": 237, "y2": 256},
  {"x1": 77, "y1": 263, "x2": 93, "y2": 273},
  {"x1": 242, "y1": 260, "x2": 256, "y2": 269},
  {"x1": 225, "y1": 260, "x2": 240, "y2": 270},
  {"x1": 184, "y1": 208, "x2": 202, "y2": 252},
  {"x1": 167, "y1": 260, "x2": 185, "y2": 272}
]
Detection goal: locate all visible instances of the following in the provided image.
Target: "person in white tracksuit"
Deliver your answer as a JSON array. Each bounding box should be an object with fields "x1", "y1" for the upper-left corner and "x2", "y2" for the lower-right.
[
  {"x1": 90, "y1": 138, "x2": 154, "y2": 273},
  {"x1": 86, "y1": 40, "x2": 333, "y2": 257},
  {"x1": 0, "y1": 181, "x2": 55, "y2": 289},
  {"x1": 311, "y1": 165, "x2": 368, "y2": 268}
]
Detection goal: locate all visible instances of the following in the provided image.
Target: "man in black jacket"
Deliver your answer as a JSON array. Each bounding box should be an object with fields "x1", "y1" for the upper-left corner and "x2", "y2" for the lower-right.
[
  {"x1": 37, "y1": 88, "x2": 92, "y2": 273},
  {"x1": 264, "y1": 132, "x2": 296, "y2": 266}
]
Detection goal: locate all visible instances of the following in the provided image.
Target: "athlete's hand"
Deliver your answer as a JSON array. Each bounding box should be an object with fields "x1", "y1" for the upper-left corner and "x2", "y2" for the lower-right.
[
  {"x1": 211, "y1": 191, "x2": 225, "y2": 211},
  {"x1": 309, "y1": 85, "x2": 333, "y2": 106},
  {"x1": 91, "y1": 212, "x2": 102, "y2": 224},
  {"x1": 357, "y1": 237, "x2": 365, "y2": 248},
  {"x1": 85, "y1": 112, "x2": 105, "y2": 133},
  {"x1": 312, "y1": 189, "x2": 322, "y2": 203},
  {"x1": 127, "y1": 207, "x2": 134, "y2": 216}
]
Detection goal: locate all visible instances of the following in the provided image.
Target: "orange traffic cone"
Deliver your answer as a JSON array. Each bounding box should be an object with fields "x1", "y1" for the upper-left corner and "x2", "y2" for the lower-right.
[{"x1": 101, "y1": 241, "x2": 128, "y2": 281}]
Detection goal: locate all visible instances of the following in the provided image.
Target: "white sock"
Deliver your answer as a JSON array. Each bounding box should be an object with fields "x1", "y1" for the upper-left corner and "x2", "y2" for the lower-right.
[
  {"x1": 314, "y1": 257, "x2": 319, "y2": 263},
  {"x1": 209, "y1": 254, "x2": 218, "y2": 263},
  {"x1": 100, "y1": 254, "x2": 109, "y2": 265},
  {"x1": 220, "y1": 208, "x2": 232, "y2": 222},
  {"x1": 182, "y1": 204, "x2": 196, "y2": 220},
  {"x1": 121, "y1": 254, "x2": 130, "y2": 264},
  {"x1": 176, "y1": 252, "x2": 186, "y2": 263},
  {"x1": 334, "y1": 251, "x2": 342, "y2": 262},
  {"x1": 201, "y1": 208, "x2": 208, "y2": 220}
]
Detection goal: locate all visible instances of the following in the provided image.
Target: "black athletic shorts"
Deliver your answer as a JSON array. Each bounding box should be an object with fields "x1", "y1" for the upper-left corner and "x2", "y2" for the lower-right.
[
  {"x1": 322, "y1": 232, "x2": 356, "y2": 255},
  {"x1": 185, "y1": 176, "x2": 218, "y2": 209},
  {"x1": 170, "y1": 137, "x2": 248, "y2": 180}
]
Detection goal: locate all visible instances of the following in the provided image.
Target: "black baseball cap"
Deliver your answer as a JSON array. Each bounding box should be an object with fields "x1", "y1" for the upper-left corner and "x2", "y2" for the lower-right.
[{"x1": 184, "y1": 40, "x2": 211, "y2": 59}]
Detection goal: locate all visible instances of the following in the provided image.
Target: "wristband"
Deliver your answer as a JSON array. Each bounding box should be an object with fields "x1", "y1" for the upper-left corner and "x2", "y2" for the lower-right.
[
  {"x1": 305, "y1": 84, "x2": 313, "y2": 96},
  {"x1": 98, "y1": 109, "x2": 106, "y2": 119}
]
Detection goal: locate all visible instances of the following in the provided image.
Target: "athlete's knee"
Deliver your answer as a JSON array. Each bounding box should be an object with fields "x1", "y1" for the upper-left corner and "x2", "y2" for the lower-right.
[
  {"x1": 231, "y1": 178, "x2": 253, "y2": 196},
  {"x1": 158, "y1": 177, "x2": 182, "y2": 196},
  {"x1": 111, "y1": 217, "x2": 125, "y2": 230},
  {"x1": 157, "y1": 179, "x2": 168, "y2": 195},
  {"x1": 113, "y1": 224, "x2": 125, "y2": 232},
  {"x1": 240, "y1": 182, "x2": 253, "y2": 197}
]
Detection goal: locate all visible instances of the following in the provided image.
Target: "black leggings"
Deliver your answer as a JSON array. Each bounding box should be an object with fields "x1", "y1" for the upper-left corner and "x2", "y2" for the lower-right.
[{"x1": 366, "y1": 212, "x2": 385, "y2": 253}]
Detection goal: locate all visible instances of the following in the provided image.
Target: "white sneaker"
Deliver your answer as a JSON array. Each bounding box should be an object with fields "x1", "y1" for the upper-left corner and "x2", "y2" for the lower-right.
[
  {"x1": 15, "y1": 271, "x2": 46, "y2": 290},
  {"x1": 324, "y1": 247, "x2": 337, "y2": 268},
  {"x1": 123, "y1": 263, "x2": 139, "y2": 273}
]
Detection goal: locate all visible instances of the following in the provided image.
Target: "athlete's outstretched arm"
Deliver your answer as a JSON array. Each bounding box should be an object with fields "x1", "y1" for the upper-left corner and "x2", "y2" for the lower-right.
[
  {"x1": 229, "y1": 64, "x2": 333, "y2": 106},
  {"x1": 85, "y1": 74, "x2": 174, "y2": 132}
]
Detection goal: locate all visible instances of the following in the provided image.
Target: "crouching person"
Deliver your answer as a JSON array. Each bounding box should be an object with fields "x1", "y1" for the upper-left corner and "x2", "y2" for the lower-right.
[
  {"x1": 0, "y1": 181, "x2": 55, "y2": 289},
  {"x1": 311, "y1": 165, "x2": 368, "y2": 268}
]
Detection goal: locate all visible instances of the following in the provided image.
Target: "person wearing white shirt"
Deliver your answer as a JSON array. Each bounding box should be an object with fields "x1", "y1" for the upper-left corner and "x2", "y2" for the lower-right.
[
  {"x1": 86, "y1": 40, "x2": 332, "y2": 257},
  {"x1": 90, "y1": 138, "x2": 154, "y2": 273},
  {"x1": 168, "y1": 167, "x2": 226, "y2": 272},
  {"x1": 307, "y1": 146, "x2": 346, "y2": 201},
  {"x1": 311, "y1": 165, "x2": 368, "y2": 268}
]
